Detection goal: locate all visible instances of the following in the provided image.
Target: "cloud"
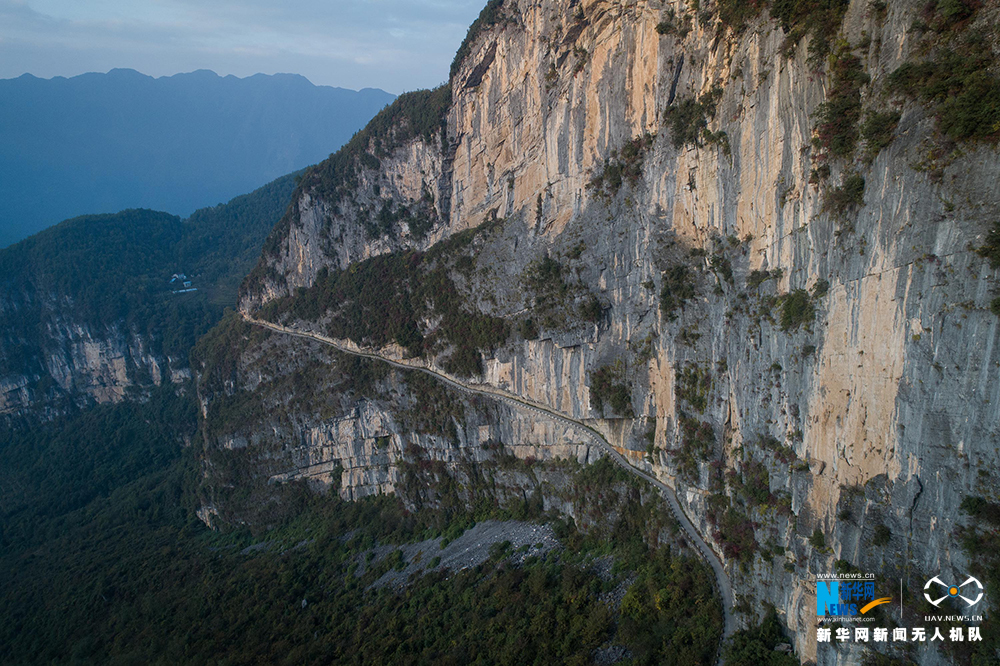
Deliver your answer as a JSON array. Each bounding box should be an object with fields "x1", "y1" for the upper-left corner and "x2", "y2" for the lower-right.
[{"x1": 0, "y1": 0, "x2": 486, "y2": 92}]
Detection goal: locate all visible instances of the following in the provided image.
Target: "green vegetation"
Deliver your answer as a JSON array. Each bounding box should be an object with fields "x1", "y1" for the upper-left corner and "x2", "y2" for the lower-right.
[
  {"x1": 779, "y1": 289, "x2": 816, "y2": 331},
  {"x1": 660, "y1": 265, "x2": 697, "y2": 320},
  {"x1": 771, "y1": 0, "x2": 851, "y2": 63},
  {"x1": 579, "y1": 295, "x2": 605, "y2": 322},
  {"x1": 953, "y1": 495, "x2": 1000, "y2": 664},
  {"x1": 525, "y1": 254, "x2": 571, "y2": 304},
  {"x1": 872, "y1": 523, "x2": 891, "y2": 546},
  {"x1": 747, "y1": 268, "x2": 782, "y2": 290},
  {"x1": 0, "y1": 387, "x2": 724, "y2": 665},
  {"x1": 960, "y1": 495, "x2": 1000, "y2": 523},
  {"x1": 809, "y1": 162, "x2": 831, "y2": 183},
  {"x1": 544, "y1": 64, "x2": 559, "y2": 90},
  {"x1": 522, "y1": 251, "x2": 601, "y2": 331},
  {"x1": 760, "y1": 435, "x2": 798, "y2": 465},
  {"x1": 732, "y1": 460, "x2": 773, "y2": 507},
  {"x1": 716, "y1": 0, "x2": 766, "y2": 31},
  {"x1": 617, "y1": 549, "x2": 723, "y2": 664},
  {"x1": 519, "y1": 316, "x2": 540, "y2": 339},
  {"x1": 673, "y1": 414, "x2": 716, "y2": 482},
  {"x1": 0, "y1": 210, "x2": 184, "y2": 369},
  {"x1": 588, "y1": 133, "x2": 655, "y2": 197},
  {"x1": 590, "y1": 360, "x2": 634, "y2": 417},
  {"x1": 711, "y1": 253, "x2": 734, "y2": 284},
  {"x1": 724, "y1": 605, "x2": 798, "y2": 666},
  {"x1": 704, "y1": 128, "x2": 732, "y2": 155},
  {"x1": 890, "y1": 45, "x2": 1000, "y2": 144},
  {"x1": 523, "y1": 254, "x2": 572, "y2": 328},
  {"x1": 349, "y1": 555, "x2": 618, "y2": 665},
  {"x1": 929, "y1": 0, "x2": 979, "y2": 29},
  {"x1": 664, "y1": 88, "x2": 723, "y2": 149},
  {"x1": 980, "y1": 221, "x2": 1000, "y2": 268},
  {"x1": 716, "y1": 0, "x2": 849, "y2": 63},
  {"x1": 665, "y1": 98, "x2": 707, "y2": 148},
  {"x1": 815, "y1": 46, "x2": 870, "y2": 159},
  {"x1": 991, "y1": 297, "x2": 1000, "y2": 318},
  {"x1": 861, "y1": 111, "x2": 902, "y2": 161},
  {"x1": 707, "y1": 494, "x2": 758, "y2": 564},
  {"x1": 656, "y1": 8, "x2": 679, "y2": 35},
  {"x1": 182, "y1": 171, "x2": 301, "y2": 298},
  {"x1": 676, "y1": 363, "x2": 712, "y2": 412},
  {"x1": 366, "y1": 197, "x2": 437, "y2": 241},
  {"x1": 889, "y1": 0, "x2": 998, "y2": 146},
  {"x1": 190, "y1": 309, "x2": 272, "y2": 391},
  {"x1": 572, "y1": 46, "x2": 590, "y2": 75},
  {"x1": 809, "y1": 528, "x2": 827, "y2": 549},
  {"x1": 403, "y1": 371, "x2": 466, "y2": 440},
  {"x1": 450, "y1": 0, "x2": 507, "y2": 80},
  {"x1": 835, "y1": 559, "x2": 860, "y2": 575},
  {"x1": 0, "y1": 384, "x2": 195, "y2": 551},
  {"x1": 260, "y1": 221, "x2": 508, "y2": 377},
  {"x1": 825, "y1": 172, "x2": 866, "y2": 217}
]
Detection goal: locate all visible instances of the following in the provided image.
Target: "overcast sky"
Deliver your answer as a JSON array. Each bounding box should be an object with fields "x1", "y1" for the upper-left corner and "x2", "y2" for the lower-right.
[{"x1": 0, "y1": 0, "x2": 487, "y2": 93}]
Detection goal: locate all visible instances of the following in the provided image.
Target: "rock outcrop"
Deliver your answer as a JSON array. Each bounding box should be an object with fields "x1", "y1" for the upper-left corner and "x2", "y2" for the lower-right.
[
  {"x1": 202, "y1": 1, "x2": 1000, "y2": 663},
  {"x1": 0, "y1": 309, "x2": 189, "y2": 417}
]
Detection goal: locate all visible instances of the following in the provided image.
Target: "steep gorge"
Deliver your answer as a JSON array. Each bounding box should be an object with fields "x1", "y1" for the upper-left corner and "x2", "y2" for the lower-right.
[{"x1": 200, "y1": 1, "x2": 1000, "y2": 663}]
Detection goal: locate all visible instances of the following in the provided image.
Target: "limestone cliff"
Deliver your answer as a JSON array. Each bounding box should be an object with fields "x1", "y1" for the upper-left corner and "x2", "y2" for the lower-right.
[
  {"x1": 0, "y1": 304, "x2": 189, "y2": 418},
  {"x1": 209, "y1": 0, "x2": 1000, "y2": 663}
]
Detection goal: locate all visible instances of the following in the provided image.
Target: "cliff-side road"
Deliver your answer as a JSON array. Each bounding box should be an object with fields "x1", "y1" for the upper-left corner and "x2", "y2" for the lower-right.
[{"x1": 242, "y1": 313, "x2": 736, "y2": 645}]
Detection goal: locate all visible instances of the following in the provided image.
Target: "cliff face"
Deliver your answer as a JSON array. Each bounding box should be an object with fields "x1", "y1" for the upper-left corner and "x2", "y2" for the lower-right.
[
  {"x1": 215, "y1": 0, "x2": 1000, "y2": 662},
  {"x1": 243, "y1": 143, "x2": 448, "y2": 309},
  {"x1": 0, "y1": 303, "x2": 189, "y2": 418}
]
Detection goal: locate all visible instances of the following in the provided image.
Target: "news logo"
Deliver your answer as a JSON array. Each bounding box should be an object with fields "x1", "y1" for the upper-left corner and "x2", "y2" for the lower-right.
[
  {"x1": 924, "y1": 576, "x2": 983, "y2": 608},
  {"x1": 817, "y1": 580, "x2": 892, "y2": 617}
]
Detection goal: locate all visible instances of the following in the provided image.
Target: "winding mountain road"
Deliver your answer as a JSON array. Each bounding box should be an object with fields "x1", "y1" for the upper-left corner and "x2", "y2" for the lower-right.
[{"x1": 242, "y1": 313, "x2": 736, "y2": 646}]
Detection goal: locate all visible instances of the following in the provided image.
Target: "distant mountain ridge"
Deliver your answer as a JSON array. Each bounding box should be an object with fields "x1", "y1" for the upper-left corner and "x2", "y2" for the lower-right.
[{"x1": 0, "y1": 69, "x2": 395, "y2": 248}]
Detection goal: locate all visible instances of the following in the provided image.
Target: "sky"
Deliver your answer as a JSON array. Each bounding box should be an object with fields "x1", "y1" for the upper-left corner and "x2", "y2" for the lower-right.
[{"x1": 0, "y1": 0, "x2": 488, "y2": 93}]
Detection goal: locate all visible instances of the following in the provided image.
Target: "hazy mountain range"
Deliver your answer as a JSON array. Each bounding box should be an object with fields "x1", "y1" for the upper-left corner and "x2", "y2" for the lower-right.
[{"x1": 0, "y1": 68, "x2": 394, "y2": 248}]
